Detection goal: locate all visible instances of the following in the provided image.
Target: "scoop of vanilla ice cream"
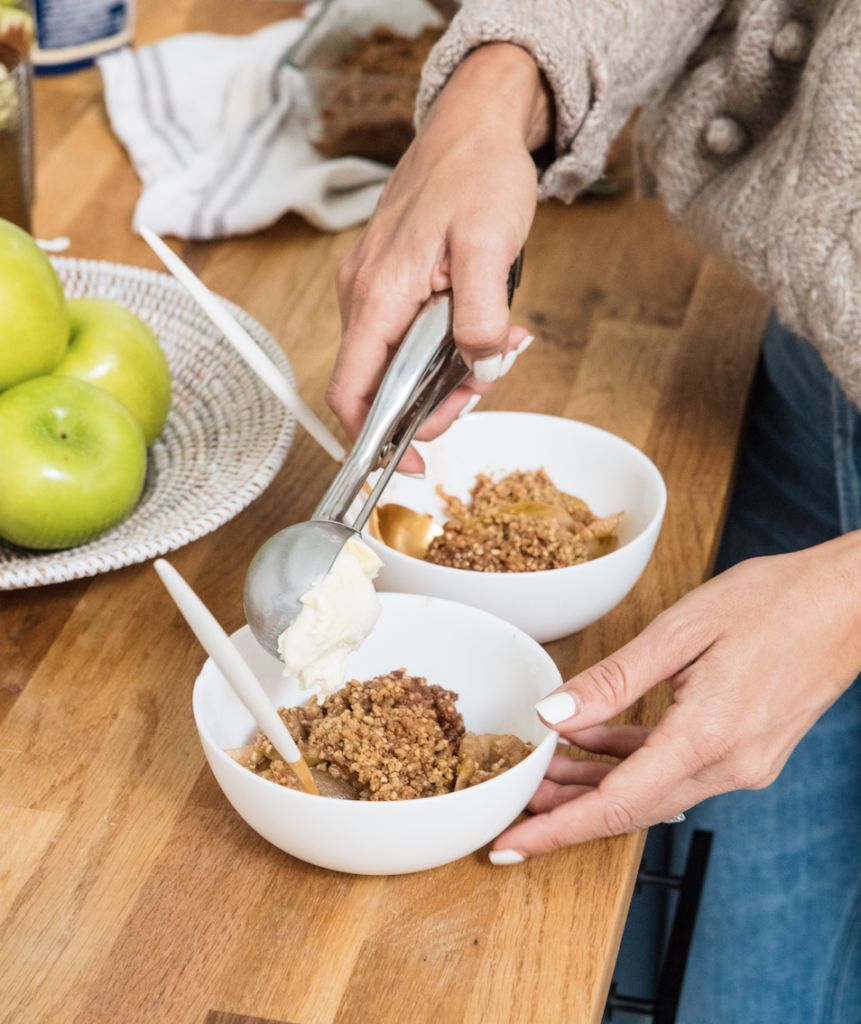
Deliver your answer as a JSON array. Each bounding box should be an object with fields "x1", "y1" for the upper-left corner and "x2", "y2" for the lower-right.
[{"x1": 277, "y1": 535, "x2": 383, "y2": 699}]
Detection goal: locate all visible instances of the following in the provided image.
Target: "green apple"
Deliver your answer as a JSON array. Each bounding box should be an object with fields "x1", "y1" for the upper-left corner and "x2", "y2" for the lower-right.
[
  {"x1": 0, "y1": 218, "x2": 68, "y2": 392},
  {"x1": 0, "y1": 375, "x2": 147, "y2": 550},
  {"x1": 52, "y1": 298, "x2": 172, "y2": 446}
]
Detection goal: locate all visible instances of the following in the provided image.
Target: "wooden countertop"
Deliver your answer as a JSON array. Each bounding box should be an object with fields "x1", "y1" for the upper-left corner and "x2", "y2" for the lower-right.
[{"x1": 0, "y1": 2, "x2": 768, "y2": 1022}]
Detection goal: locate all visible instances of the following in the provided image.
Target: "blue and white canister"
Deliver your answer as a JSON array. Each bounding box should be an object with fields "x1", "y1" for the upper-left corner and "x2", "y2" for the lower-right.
[{"x1": 30, "y1": 0, "x2": 134, "y2": 74}]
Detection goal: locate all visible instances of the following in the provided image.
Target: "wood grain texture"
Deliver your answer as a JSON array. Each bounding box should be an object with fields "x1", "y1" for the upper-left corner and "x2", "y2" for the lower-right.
[
  {"x1": 203, "y1": 1014, "x2": 296, "y2": 1024},
  {"x1": 0, "y1": 2, "x2": 768, "y2": 1022}
]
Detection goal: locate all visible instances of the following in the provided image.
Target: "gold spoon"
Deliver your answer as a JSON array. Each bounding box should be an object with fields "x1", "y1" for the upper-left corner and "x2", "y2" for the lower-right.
[{"x1": 367, "y1": 503, "x2": 444, "y2": 560}]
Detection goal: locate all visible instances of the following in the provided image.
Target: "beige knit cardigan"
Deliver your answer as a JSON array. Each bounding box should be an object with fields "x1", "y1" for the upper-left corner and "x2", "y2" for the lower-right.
[{"x1": 416, "y1": 0, "x2": 861, "y2": 412}]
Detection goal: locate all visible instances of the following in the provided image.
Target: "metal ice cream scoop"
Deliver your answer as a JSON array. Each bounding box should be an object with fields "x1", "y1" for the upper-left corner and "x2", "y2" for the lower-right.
[{"x1": 244, "y1": 254, "x2": 524, "y2": 657}]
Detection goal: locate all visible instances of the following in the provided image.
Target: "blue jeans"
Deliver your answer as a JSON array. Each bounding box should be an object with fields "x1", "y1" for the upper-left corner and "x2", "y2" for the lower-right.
[{"x1": 674, "y1": 312, "x2": 861, "y2": 1024}]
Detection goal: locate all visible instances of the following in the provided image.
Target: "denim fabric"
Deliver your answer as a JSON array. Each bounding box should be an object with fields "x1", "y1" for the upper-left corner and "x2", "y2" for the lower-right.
[{"x1": 674, "y1": 312, "x2": 861, "y2": 1024}]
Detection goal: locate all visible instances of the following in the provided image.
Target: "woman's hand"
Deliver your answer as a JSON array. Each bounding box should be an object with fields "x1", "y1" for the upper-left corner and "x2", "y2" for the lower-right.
[
  {"x1": 490, "y1": 531, "x2": 861, "y2": 863},
  {"x1": 327, "y1": 43, "x2": 552, "y2": 474}
]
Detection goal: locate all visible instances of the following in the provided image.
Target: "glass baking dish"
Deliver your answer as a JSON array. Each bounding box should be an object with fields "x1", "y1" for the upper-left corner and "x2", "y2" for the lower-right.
[{"x1": 284, "y1": 0, "x2": 449, "y2": 165}]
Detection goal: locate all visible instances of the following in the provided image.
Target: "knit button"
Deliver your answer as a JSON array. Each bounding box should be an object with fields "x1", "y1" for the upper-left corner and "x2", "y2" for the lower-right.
[
  {"x1": 704, "y1": 115, "x2": 748, "y2": 156},
  {"x1": 772, "y1": 20, "x2": 811, "y2": 62}
]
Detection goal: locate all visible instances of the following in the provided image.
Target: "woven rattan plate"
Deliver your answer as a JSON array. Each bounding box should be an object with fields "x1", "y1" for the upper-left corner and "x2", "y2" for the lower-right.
[{"x1": 0, "y1": 257, "x2": 296, "y2": 589}]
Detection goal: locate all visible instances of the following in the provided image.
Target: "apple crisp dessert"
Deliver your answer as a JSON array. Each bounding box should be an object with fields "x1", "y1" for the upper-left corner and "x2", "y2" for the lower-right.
[
  {"x1": 227, "y1": 669, "x2": 534, "y2": 801},
  {"x1": 424, "y1": 469, "x2": 623, "y2": 572}
]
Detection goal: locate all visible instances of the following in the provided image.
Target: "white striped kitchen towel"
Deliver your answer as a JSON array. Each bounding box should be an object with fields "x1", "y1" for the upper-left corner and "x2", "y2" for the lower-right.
[{"x1": 98, "y1": 15, "x2": 392, "y2": 238}]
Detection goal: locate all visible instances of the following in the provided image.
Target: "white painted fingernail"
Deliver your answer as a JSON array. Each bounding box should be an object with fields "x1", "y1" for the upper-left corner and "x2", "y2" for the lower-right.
[
  {"x1": 489, "y1": 849, "x2": 526, "y2": 866},
  {"x1": 500, "y1": 336, "x2": 535, "y2": 377},
  {"x1": 663, "y1": 813, "x2": 686, "y2": 824},
  {"x1": 500, "y1": 349, "x2": 518, "y2": 377},
  {"x1": 398, "y1": 471, "x2": 425, "y2": 480},
  {"x1": 535, "y1": 691, "x2": 581, "y2": 724},
  {"x1": 458, "y1": 394, "x2": 481, "y2": 419},
  {"x1": 473, "y1": 354, "x2": 503, "y2": 383}
]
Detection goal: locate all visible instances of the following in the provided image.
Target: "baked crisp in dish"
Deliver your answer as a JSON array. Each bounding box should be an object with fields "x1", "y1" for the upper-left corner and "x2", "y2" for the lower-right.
[
  {"x1": 316, "y1": 24, "x2": 446, "y2": 165},
  {"x1": 228, "y1": 669, "x2": 534, "y2": 801},
  {"x1": 424, "y1": 469, "x2": 623, "y2": 573}
]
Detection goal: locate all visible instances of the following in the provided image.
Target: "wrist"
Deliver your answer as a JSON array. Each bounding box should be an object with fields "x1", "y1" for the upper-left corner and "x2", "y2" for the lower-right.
[
  {"x1": 424, "y1": 42, "x2": 553, "y2": 153},
  {"x1": 812, "y1": 528, "x2": 861, "y2": 672},
  {"x1": 836, "y1": 527, "x2": 861, "y2": 625}
]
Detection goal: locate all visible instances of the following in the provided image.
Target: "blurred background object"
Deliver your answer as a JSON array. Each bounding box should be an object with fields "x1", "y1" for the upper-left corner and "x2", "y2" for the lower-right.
[
  {"x1": 426, "y1": 0, "x2": 459, "y2": 16},
  {"x1": 0, "y1": 2, "x2": 33, "y2": 54},
  {"x1": 286, "y1": 0, "x2": 448, "y2": 166},
  {"x1": 96, "y1": 0, "x2": 624, "y2": 242},
  {"x1": 99, "y1": 12, "x2": 393, "y2": 239},
  {"x1": 0, "y1": 3, "x2": 34, "y2": 230},
  {"x1": 30, "y1": 0, "x2": 134, "y2": 75}
]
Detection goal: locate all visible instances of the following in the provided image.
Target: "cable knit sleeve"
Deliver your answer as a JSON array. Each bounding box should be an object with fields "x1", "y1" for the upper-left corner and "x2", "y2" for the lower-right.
[{"x1": 415, "y1": 0, "x2": 727, "y2": 202}]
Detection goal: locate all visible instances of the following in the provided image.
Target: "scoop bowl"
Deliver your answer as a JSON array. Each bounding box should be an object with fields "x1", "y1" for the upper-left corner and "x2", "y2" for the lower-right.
[{"x1": 243, "y1": 519, "x2": 359, "y2": 657}]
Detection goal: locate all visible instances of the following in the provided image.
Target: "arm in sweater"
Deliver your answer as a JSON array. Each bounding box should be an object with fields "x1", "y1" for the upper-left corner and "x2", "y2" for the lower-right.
[
  {"x1": 416, "y1": 0, "x2": 726, "y2": 202},
  {"x1": 327, "y1": 1, "x2": 724, "y2": 461}
]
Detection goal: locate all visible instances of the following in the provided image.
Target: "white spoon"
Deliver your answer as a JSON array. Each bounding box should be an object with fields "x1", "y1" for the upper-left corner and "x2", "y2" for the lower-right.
[
  {"x1": 140, "y1": 225, "x2": 346, "y2": 463},
  {"x1": 153, "y1": 558, "x2": 319, "y2": 796}
]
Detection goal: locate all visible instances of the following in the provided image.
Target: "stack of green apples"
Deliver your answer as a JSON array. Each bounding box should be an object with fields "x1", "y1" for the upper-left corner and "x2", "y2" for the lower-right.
[{"x1": 0, "y1": 219, "x2": 172, "y2": 550}]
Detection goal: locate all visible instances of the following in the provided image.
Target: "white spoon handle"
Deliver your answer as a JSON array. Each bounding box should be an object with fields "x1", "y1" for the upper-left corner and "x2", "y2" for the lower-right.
[
  {"x1": 140, "y1": 225, "x2": 346, "y2": 463},
  {"x1": 153, "y1": 559, "x2": 316, "y2": 793}
]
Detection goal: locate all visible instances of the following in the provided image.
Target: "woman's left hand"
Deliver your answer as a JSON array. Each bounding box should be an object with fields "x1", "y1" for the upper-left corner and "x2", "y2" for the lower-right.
[{"x1": 491, "y1": 530, "x2": 861, "y2": 862}]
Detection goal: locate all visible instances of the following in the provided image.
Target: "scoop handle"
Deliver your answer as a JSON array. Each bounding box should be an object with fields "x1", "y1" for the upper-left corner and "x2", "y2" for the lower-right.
[
  {"x1": 313, "y1": 249, "x2": 525, "y2": 526},
  {"x1": 313, "y1": 292, "x2": 454, "y2": 523},
  {"x1": 154, "y1": 559, "x2": 319, "y2": 795}
]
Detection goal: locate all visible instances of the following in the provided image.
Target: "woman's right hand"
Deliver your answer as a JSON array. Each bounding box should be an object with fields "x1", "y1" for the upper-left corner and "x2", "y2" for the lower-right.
[{"x1": 327, "y1": 42, "x2": 553, "y2": 474}]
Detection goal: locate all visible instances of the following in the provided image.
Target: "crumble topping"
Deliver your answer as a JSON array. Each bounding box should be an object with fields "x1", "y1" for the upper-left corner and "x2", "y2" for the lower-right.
[
  {"x1": 424, "y1": 469, "x2": 623, "y2": 573},
  {"x1": 227, "y1": 670, "x2": 535, "y2": 801}
]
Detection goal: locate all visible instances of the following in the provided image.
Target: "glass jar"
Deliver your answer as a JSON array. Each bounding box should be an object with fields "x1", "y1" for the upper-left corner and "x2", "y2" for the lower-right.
[{"x1": 0, "y1": 42, "x2": 33, "y2": 231}]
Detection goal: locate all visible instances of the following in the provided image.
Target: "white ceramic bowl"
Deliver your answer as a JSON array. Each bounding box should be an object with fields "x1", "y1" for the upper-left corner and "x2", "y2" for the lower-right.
[
  {"x1": 362, "y1": 412, "x2": 667, "y2": 643},
  {"x1": 193, "y1": 593, "x2": 560, "y2": 875}
]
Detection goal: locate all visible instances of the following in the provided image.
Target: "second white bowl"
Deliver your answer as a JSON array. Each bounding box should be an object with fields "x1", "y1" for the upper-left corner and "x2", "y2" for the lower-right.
[
  {"x1": 193, "y1": 593, "x2": 560, "y2": 875},
  {"x1": 363, "y1": 412, "x2": 667, "y2": 643}
]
